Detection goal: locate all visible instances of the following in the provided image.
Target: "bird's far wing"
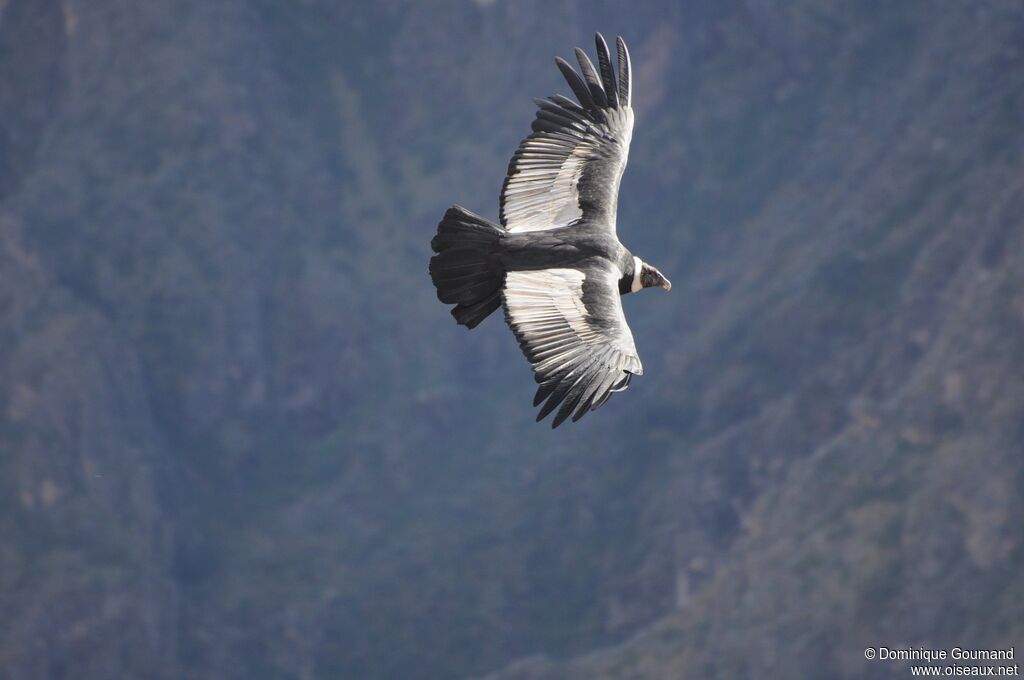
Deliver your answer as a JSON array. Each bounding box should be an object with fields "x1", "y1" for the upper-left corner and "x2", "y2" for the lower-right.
[
  {"x1": 502, "y1": 263, "x2": 643, "y2": 427},
  {"x1": 500, "y1": 34, "x2": 634, "y2": 235}
]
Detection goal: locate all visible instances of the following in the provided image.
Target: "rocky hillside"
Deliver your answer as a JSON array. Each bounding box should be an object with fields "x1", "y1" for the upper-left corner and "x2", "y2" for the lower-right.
[{"x1": 1, "y1": 1, "x2": 1021, "y2": 678}]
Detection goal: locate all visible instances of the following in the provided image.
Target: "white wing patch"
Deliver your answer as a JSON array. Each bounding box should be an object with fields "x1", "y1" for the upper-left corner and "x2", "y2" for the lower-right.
[
  {"x1": 504, "y1": 269, "x2": 593, "y2": 337},
  {"x1": 502, "y1": 143, "x2": 587, "y2": 233}
]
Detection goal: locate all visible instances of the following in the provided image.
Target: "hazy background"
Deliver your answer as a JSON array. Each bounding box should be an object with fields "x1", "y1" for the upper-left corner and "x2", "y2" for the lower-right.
[{"x1": 2, "y1": 1, "x2": 1022, "y2": 678}]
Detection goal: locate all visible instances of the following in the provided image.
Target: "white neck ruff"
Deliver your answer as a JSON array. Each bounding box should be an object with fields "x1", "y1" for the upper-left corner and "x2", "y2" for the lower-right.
[{"x1": 631, "y1": 256, "x2": 643, "y2": 293}]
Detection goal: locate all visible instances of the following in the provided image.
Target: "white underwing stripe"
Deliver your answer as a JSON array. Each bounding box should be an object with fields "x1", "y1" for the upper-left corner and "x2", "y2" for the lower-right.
[
  {"x1": 504, "y1": 269, "x2": 593, "y2": 338},
  {"x1": 502, "y1": 267, "x2": 643, "y2": 391}
]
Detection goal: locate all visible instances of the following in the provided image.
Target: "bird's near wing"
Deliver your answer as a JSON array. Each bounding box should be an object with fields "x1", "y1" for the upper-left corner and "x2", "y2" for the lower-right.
[
  {"x1": 502, "y1": 263, "x2": 643, "y2": 427},
  {"x1": 500, "y1": 34, "x2": 634, "y2": 235}
]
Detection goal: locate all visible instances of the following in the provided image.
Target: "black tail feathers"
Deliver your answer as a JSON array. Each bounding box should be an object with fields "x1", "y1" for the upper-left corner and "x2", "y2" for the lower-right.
[{"x1": 429, "y1": 205, "x2": 504, "y2": 329}]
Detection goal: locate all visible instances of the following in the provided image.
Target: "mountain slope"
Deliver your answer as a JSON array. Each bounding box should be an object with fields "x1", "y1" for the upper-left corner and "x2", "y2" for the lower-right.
[{"x1": 1, "y1": 1, "x2": 1021, "y2": 678}]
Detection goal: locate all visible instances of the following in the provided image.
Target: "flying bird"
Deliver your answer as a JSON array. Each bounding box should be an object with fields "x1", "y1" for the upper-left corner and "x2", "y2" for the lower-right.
[{"x1": 429, "y1": 33, "x2": 671, "y2": 428}]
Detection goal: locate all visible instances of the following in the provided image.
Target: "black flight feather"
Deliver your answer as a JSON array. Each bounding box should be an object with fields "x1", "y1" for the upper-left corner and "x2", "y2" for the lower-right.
[
  {"x1": 555, "y1": 56, "x2": 596, "y2": 111},
  {"x1": 594, "y1": 33, "x2": 618, "y2": 109},
  {"x1": 574, "y1": 47, "x2": 608, "y2": 110},
  {"x1": 548, "y1": 94, "x2": 587, "y2": 115},
  {"x1": 554, "y1": 368, "x2": 602, "y2": 427},
  {"x1": 615, "y1": 36, "x2": 631, "y2": 107}
]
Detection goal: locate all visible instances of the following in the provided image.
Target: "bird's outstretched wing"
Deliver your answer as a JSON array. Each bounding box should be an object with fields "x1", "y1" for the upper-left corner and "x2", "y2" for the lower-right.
[
  {"x1": 502, "y1": 263, "x2": 643, "y2": 427},
  {"x1": 500, "y1": 34, "x2": 633, "y2": 235}
]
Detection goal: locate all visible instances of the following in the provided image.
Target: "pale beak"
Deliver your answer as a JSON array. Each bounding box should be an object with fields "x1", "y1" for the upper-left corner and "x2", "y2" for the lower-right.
[{"x1": 661, "y1": 277, "x2": 672, "y2": 291}]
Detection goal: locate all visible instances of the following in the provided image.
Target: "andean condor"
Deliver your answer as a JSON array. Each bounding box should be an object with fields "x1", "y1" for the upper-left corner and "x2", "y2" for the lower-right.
[{"x1": 429, "y1": 33, "x2": 671, "y2": 428}]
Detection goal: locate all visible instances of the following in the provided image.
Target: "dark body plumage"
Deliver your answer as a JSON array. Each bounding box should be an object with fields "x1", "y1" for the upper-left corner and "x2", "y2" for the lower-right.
[{"x1": 429, "y1": 34, "x2": 671, "y2": 427}]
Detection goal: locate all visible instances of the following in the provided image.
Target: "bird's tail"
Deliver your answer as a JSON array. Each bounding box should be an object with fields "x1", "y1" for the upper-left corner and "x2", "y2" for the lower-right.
[{"x1": 429, "y1": 205, "x2": 505, "y2": 329}]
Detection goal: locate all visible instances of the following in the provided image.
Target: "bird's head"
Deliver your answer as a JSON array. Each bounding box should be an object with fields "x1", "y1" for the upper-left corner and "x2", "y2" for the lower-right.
[{"x1": 632, "y1": 257, "x2": 672, "y2": 292}]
